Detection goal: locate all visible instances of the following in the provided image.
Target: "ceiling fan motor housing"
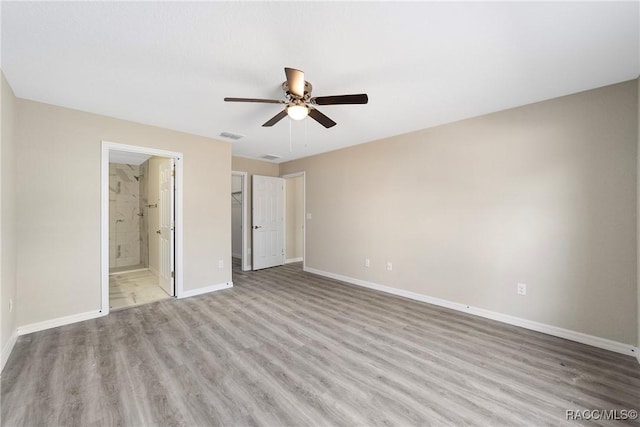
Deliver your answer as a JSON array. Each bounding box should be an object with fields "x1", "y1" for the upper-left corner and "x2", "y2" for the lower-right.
[
  {"x1": 282, "y1": 81, "x2": 313, "y2": 101},
  {"x1": 224, "y1": 67, "x2": 367, "y2": 128}
]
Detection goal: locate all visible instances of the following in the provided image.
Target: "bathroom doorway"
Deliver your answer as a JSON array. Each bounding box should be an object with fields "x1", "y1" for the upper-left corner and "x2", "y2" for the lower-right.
[{"x1": 101, "y1": 142, "x2": 183, "y2": 314}]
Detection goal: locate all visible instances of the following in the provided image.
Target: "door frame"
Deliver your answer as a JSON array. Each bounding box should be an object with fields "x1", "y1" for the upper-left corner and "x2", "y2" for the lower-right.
[
  {"x1": 101, "y1": 141, "x2": 184, "y2": 315},
  {"x1": 231, "y1": 171, "x2": 250, "y2": 271},
  {"x1": 158, "y1": 157, "x2": 176, "y2": 297},
  {"x1": 281, "y1": 171, "x2": 306, "y2": 270}
]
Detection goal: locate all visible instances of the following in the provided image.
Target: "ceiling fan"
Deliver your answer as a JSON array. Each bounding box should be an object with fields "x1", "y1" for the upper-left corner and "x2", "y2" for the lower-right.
[{"x1": 224, "y1": 67, "x2": 368, "y2": 129}]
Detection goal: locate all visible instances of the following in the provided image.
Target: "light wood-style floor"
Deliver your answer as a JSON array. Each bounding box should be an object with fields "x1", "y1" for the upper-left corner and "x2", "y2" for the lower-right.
[{"x1": 2, "y1": 262, "x2": 639, "y2": 426}]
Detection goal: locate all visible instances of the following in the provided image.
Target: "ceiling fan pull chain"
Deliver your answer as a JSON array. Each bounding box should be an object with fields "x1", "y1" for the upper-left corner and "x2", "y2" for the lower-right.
[{"x1": 289, "y1": 117, "x2": 293, "y2": 153}]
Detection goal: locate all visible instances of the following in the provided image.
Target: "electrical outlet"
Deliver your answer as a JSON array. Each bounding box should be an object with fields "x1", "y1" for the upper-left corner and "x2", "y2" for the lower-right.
[
  {"x1": 386, "y1": 262, "x2": 393, "y2": 271},
  {"x1": 517, "y1": 283, "x2": 527, "y2": 295},
  {"x1": 306, "y1": 213, "x2": 312, "y2": 219},
  {"x1": 218, "y1": 260, "x2": 224, "y2": 269},
  {"x1": 365, "y1": 259, "x2": 370, "y2": 267},
  {"x1": 9, "y1": 298, "x2": 13, "y2": 313}
]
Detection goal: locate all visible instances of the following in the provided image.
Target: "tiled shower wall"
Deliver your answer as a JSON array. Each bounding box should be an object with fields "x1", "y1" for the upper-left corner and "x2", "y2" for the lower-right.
[
  {"x1": 109, "y1": 163, "x2": 149, "y2": 269},
  {"x1": 139, "y1": 160, "x2": 149, "y2": 268}
]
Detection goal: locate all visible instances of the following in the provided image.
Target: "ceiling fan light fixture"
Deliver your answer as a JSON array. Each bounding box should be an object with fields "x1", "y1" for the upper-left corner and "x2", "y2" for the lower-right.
[
  {"x1": 287, "y1": 104, "x2": 309, "y2": 121},
  {"x1": 225, "y1": 67, "x2": 368, "y2": 128}
]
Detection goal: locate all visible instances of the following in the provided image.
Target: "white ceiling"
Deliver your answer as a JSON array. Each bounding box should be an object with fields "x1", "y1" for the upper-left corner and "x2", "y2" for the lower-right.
[{"x1": 2, "y1": 2, "x2": 638, "y2": 163}]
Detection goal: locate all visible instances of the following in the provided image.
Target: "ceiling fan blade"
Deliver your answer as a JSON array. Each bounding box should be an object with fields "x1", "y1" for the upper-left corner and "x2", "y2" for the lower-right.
[
  {"x1": 308, "y1": 108, "x2": 337, "y2": 128},
  {"x1": 311, "y1": 94, "x2": 368, "y2": 105},
  {"x1": 224, "y1": 97, "x2": 285, "y2": 104},
  {"x1": 285, "y1": 68, "x2": 305, "y2": 98},
  {"x1": 262, "y1": 109, "x2": 288, "y2": 127}
]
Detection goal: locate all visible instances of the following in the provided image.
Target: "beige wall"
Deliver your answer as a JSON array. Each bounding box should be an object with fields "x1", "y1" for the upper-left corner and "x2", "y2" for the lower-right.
[
  {"x1": 231, "y1": 156, "x2": 279, "y2": 263},
  {"x1": 285, "y1": 175, "x2": 304, "y2": 261},
  {"x1": 15, "y1": 99, "x2": 232, "y2": 327},
  {"x1": 281, "y1": 80, "x2": 638, "y2": 345},
  {"x1": 1, "y1": 72, "x2": 17, "y2": 364}
]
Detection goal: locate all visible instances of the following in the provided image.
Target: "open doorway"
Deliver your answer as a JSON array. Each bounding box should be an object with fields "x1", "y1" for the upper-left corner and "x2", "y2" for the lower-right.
[
  {"x1": 231, "y1": 171, "x2": 249, "y2": 273},
  {"x1": 282, "y1": 172, "x2": 305, "y2": 267},
  {"x1": 101, "y1": 142, "x2": 183, "y2": 314}
]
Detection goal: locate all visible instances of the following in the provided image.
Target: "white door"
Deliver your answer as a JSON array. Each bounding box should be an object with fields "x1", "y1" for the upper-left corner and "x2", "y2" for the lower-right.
[
  {"x1": 252, "y1": 175, "x2": 285, "y2": 270},
  {"x1": 159, "y1": 158, "x2": 175, "y2": 295}
]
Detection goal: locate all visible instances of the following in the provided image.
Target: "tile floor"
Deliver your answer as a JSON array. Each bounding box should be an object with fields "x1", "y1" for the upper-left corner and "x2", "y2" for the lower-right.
[{"x1": 109, "y1": 269, "x2": 170, "y2": 311}]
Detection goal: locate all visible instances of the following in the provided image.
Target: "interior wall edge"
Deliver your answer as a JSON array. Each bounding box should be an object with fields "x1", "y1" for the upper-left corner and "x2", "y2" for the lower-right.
[
  {"x1": 305, "y1": 266, "x2": 638, "y2": 358},
  {"x1": 0, "y1": 331, "x2": 17, "y2": 373},
  {"x1": 0, "y1": 71, "x2": 18, "y2": 375},
  {"x1": 636, "y1": 75, "x2": 640, "y2": 354}
]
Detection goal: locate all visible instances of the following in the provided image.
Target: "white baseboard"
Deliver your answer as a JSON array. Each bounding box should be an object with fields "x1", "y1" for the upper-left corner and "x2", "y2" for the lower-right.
[
  {"x1": 304, "y1": 267, "x2": 638, "y2": 358},
  {"x1": 179, "y1": 282, "x2": 233, "y2": 299},
  {"x1": 1, "y1": 331, "x2": 18, "y2": 373},
  {"x1": 109, "y1": 267, "x2": 148, "y2": 275},
  {"x1": 16, "y1": 310, "x2": 105, "y2": 336},
  {"x1": 285, "y1": 257, "x2": 303, "y2": 264}
]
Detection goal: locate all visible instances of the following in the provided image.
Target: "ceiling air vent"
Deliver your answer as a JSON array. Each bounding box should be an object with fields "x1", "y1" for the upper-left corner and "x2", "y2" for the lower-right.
[
  {"x1": 261, "y1": 154, "x2": 281, "y2": 161},
  {"x1": 219, "y1": 132, "x2": 244, "y2": 140}
]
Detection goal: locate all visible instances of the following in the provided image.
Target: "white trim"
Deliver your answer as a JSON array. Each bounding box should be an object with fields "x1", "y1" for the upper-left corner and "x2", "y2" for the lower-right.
[
  {"x1": 179, "y1": 282, "x2": 233, "y2": 299},
  {"x1": 108, "y1": 267, "x2": 148, "y2": 276},
  {"x1": 286, "y1": 257, "x2": 303, "y2": 264},
  {"x1": 1, "y1": 331, "x2": 18, "y2": 373},
  {"x1": 281, "y1": 171, "x2": 306, "y2": 270},
  {"x1": 304, "y1": 267, "x2": 639, "y2": 358},
  {"x1": 16, "y1": 310, "x2": 104, "y2": 336},
  {"x1": 102, "y1": 141, "x2": 185, "y2": 315},
  {"x1": 232, "y1": 171, "x2": 250, "y2": 272}
]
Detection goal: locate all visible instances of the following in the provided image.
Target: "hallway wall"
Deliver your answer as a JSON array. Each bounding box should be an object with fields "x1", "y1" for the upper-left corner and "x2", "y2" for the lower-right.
[{"x1": 285, "y1": 175, "x2": 304, "y2": 262}]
